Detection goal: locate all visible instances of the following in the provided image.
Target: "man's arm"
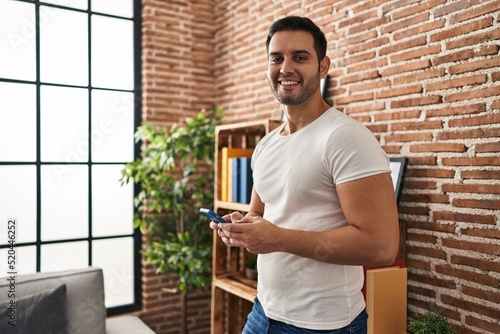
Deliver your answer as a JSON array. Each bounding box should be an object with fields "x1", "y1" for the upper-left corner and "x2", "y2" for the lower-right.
[
  {"x1": 218, "y1": 172, "x2": 400, "y2": 266},
  {"x1": 279, "y1": 172, "x2": 400, "y2": 266}
]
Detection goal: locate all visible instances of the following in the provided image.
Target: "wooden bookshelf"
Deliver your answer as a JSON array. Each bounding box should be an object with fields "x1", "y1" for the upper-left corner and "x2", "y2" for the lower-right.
[{"x1": 211, "y1": 119, "x2": 281, "y2": 334}]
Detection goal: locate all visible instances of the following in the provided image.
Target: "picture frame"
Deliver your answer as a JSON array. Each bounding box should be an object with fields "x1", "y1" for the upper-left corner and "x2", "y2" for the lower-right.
[{"x1": 389, "y1": 157, "x2": 407, "y2": 205}]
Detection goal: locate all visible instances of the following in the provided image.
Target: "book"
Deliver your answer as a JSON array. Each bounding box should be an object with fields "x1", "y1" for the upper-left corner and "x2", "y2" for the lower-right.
[
  {"x1": 227, "y1": 158, "x2": 234, "y2": 202},
  {"x1": 220, "y1": 148, "x2": 253, "y2": 201},
  {"x1": 365, "y1": 266, "x2": 407, "y2": 334},
  {"x1": 238, "y1": 157, "x2": 253, "y2": 204},
  {"x1": 231, "y1": 157, "x2": 240, "y2": 203},
  {"x1": 362, "y1": 260, "x2": 406, "y2": 299}
]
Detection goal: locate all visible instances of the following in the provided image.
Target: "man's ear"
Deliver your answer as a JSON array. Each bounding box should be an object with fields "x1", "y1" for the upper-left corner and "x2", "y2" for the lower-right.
[{"x1": 320, "y1": 56, "x2": 330, "y2": 78}]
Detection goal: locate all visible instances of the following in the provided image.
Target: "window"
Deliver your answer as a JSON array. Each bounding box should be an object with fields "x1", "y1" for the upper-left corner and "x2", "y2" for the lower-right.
[{"x1": 0, "y1": 0, "x2": 141, "y2": 314}]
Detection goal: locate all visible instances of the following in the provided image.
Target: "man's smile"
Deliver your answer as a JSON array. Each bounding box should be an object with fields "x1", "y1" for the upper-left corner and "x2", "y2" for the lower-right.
[{"x1": 280, "y1": 80, "x2": 300, "y2": 86}]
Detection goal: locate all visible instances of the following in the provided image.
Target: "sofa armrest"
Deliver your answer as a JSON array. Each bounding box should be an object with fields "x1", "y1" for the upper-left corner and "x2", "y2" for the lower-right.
[{"x1": 106, "y1": 315, "x2": 155, "y2": 334}]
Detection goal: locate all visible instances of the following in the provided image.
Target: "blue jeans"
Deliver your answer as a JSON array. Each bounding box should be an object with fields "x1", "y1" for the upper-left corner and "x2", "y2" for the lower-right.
[{"x1": 242, "y1": 298, "x2": 368, "y2": 334}]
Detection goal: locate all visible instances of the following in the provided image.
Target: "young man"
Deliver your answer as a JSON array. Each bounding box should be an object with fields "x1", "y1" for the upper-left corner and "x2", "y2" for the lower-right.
[{"x1": 210, "y1": 16, "x2": 399, "y2": 333}]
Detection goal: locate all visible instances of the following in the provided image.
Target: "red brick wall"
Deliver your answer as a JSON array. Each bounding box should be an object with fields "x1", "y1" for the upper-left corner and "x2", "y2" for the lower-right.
[
  {"x1": 141, "y1": 1, "x2": 500, "y2": 333},
  {"x1": 140, "y1": 1, "x2": 215, "y2": 333}
]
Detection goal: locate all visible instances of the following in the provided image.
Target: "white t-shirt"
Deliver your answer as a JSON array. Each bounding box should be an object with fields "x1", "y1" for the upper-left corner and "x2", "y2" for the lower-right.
[{"x1": 251, "y1": 108, "x2": 390, "y2": 330}]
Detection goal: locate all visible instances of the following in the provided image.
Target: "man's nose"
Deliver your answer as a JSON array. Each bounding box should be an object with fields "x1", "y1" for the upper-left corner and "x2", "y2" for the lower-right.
[{"x1": 280, "y1": 58, "x2": 294, "y2": 75}]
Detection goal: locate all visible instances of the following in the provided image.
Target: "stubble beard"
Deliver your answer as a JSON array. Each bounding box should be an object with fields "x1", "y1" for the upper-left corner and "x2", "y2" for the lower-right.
[{"x1": 269, "y1": 71, "x2": 321, "y2": 106}]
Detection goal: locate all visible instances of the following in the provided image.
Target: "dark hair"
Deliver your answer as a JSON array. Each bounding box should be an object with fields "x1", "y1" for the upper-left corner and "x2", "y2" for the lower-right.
[{"x1": 266, "y1": 16, "x2": 327, "y2": 62}]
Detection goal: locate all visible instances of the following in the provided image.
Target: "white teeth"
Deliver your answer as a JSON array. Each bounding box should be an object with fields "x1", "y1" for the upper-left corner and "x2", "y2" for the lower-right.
[{"x1": 281, "y1": 81, "x2": 298, "y2": 85}]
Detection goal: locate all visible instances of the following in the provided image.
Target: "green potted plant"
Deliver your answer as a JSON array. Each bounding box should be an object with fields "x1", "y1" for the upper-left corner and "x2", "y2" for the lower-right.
[
  {"x1": 408, "y1": 312, "x2": 456, "y2": 334},
  {"x1": 120, "y1": 107, "x2": 223, "y2": 334},
  {"x1": 245, "y1": 253, "x2": 258, "y2": 280}
]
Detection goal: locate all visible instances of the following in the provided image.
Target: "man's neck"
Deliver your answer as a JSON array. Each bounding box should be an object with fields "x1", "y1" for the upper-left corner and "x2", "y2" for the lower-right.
[{"x1": 281, "y1": 98, "x2": 331, "y2": 135}]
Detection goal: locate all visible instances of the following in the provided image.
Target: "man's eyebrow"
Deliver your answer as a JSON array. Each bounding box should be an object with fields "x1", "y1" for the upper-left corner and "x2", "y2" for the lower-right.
[
  {"x1": 268, "y1": 50, "x2": 312, "y2": 57},
  {"x1": 269, "y1": 51, "x2": 282, "y2": 57},
  {"x1": 292, "y1": 49, "x2": 312, "y2": 56}
]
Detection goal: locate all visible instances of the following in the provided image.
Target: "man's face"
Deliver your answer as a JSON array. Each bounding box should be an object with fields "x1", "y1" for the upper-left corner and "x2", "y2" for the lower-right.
[{"x1": 267, "y1": 30, "x2": 321, "y2": 106}]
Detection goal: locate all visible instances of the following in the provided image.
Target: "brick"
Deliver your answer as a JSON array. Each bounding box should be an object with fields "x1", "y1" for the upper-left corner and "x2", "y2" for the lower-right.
[
  {"x1": 395, "y1": 19, "x2": 445, "y2": 41},
  {"x1": 437, "y1": 127, "x2": 500, "y2": 140},
  {"x1": 407, "y1": 220, "x2": 455, "y2": 233},
  {"x1": 451, "y1": 0, "x2": 500, "y2": 23},
  {"x1": 379, "y1": 36, "x2": 427, "y2": 56},
  {"x1": 453, "y1": 198, "x2": 500, "y2": 210},
  {"x1": 441, "y1": 295, "x2": 500, "y2": 319},
  {"x1": 404, "y1": 181, "x2": 437, "y2": 189},
  {"x1": 462, "y1": 285, "x2": 500, "y2": 303},
  {"x1": 462, "y1": 227, "x2": 500, "y2": 240},
  {"x1": 408, "y1": 283, "x2": 435, "y2": 298},
  {"x1": 433, "y1": 0, "x2": 483, "y2": 17},
  {"x1": 347, "y1": 58, "x2": 388, "y2": 73},
  {"x1": 394, "y1": 67, "x2": 445, "y2": 85},
  {"x1": 366, "y1": 124, "x2": 389, "y2": 133},
  {"x1": 349, "y1": 17, "x2": 389, "y2": 35},
  {"x1": 405, "y1": 193, "x2": 450, "y2": 204},
  {"x1": 435, "y1": 265, "x2": 499, "y2": 287},
  {"x1": 431, "y1": 17, "x2": 493, "y2": 42},
  {"x1": 406, "y1": 258, "x2": 431, "y2": 271},
  {"x1": 345, "y1": 102, "x2": 385, "y2": 114},
  {"x1": 462, "y1": 170, "x2": 500, "y2": 180},
  {"x1": 391, "y1": 95, "x2": 442, "y2": 108},
  {"x1": 466, "y1": 315, "x2": 500, "y2": 334},
  {"x1": 442, "y1": 157, "x2": 500, "y2": 166},
  {"x1": 375, "y1": 109, "x2": 421, "y2": 120},
  {"x1": 399, "y1": 206, "x2": 430, "y2": 216},
  {"x1": 391, "y1": 121, "x2": 443, "y2": 131},
  {"x1": 391, "y1": 0, "x2": 446, "y2": 20},
  {"x1": 449, "y1": 57, "x2": 500, "y2": 75},
  {"x1": 339, "y1": 70, "x2": 380, "y2": 84},
  {"x1": 426, "y1": 74, "x2": 487, "y2": 91},
  {"x1": 493, "y1": 99, "x2": 500, "y2": 109},
  {"x1": 434, "y1": 44, "x2": 499, "y2": 66},
  {"x1": 340, "y1": 51, "x2": 376, "y2": 66},
  {"x1": 407, "y1": 156, "x2": 438, "y2": 166},
  {"x1": 351, "y1": 79, "x2": 391, "y2": 92},
  {"x1": 448, "y1": 113, "x2": 500, "y2": 127},
  {"x1": 443, "y1": 183, "x2": 500, "y2": 194},
  {"x1": 447, "y1": 28, "x2": 500, "y2": 50},
  {"x1": 376, "y1": 84, "x2": 423, "y2": 99},
  {"x1": 408, "y1": 272, "x2": 457, "y2": 290},
  {"x1": 339, "y1": 30, "x2": 377, "y2": 47},
  {"x1": 407, "y1": 246, "x2": 449, "y2": 262},
  {"x1": 381, "y1": 12, "x2": 429, "y2": 34},
  {"x1": 427, "y1": 103, "x2": 486, "y2": 117},
  {"x1": 476, "y1": 142, "x2": 500, "y2": 153},
  {"x1": 391, "y1": 44, "x2": 441, "y2": 63},
  {"x1": 385, "y1": 132, "x2": 433, "y2": 142},
  {"x1": 433, "y1": 211, "x2": 496, "y2": 225},
  {"x1": 406, "y1": 168, "x2": 455, "y2": 178},
  {"x1": 383, "y1": 145, "x2": 402, "y2": 154},
  {"x1": 444, "y1": 237, "x2": 500, "y2": 256},
  {"x1": 347, "y1": 37, "x2": 390, "y2": 54},
  {"x1": 338, "y1": 9, "x2": 378, "y2": 29},
  {"x1": 410, "y1": 143, "x2": 467, "y2": 153},
  {"x1": 353, "y1": 0, "x2": 385, "y2": 13},
  {"x1": 407, "y1": 232, "x2": 437, "y2": 244},
  {"x1": 335, "y1": 92, "x2": 373, "y2": 104},
  {"x1": 381, "y1": 0, "x2": 417, "y2": 14}
]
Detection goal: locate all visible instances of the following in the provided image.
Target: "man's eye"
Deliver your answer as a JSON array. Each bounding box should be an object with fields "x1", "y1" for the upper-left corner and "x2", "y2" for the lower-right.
[{"x1": 270, "y1": 57, "x2": 282, "y2": 63}]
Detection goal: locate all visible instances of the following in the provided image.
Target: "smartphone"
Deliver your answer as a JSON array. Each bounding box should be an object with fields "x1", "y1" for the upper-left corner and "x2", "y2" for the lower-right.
[{"x1": 199, "y1": 208, "x2": 229, "y2": 223}]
